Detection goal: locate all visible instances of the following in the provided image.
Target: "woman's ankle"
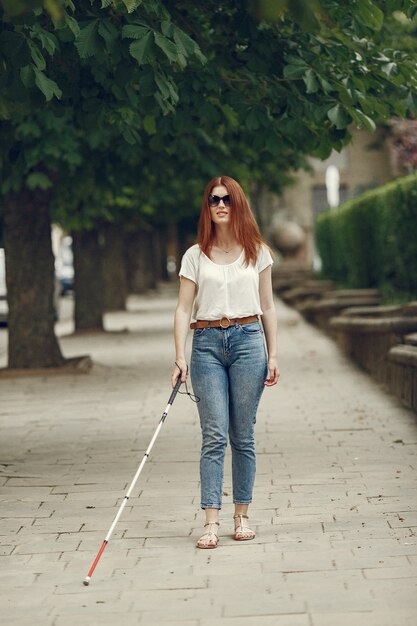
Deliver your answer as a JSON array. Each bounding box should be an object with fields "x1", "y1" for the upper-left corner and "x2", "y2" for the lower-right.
[
  {"x1": 233, "y1": 504, "x2": 249, "y2": 520},
  {"x1": 204, "y1": 507, "x2": 220, "y2": 525}
]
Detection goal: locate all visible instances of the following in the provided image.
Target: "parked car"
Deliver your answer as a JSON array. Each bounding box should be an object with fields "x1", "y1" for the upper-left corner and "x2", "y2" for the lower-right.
[
  {"x1": 0, "y1": 248, "x2": 8, "y2": 326},
  {"x1": 55, "y1": 236, "x2": 74, "y2": 295}
]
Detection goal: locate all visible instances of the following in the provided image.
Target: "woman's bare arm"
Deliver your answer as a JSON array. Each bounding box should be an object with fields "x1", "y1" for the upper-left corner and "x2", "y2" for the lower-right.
[
  {"x1": 172, "y1": 277, "x2": 196, "y2": 387},
  {"x1": 259, "y1": 266, "x2": 279, "y2": 386}
]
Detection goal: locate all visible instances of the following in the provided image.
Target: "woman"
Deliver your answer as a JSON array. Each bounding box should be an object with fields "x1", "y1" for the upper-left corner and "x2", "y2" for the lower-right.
[{"x1": 172, "y1": 175, "x2": 279, "y2": 549}]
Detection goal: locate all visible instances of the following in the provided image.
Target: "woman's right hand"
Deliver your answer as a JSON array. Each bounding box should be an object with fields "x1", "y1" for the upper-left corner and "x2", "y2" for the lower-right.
[{"x1": 171, "y1": 358, "x2": 188, "y2": 388}]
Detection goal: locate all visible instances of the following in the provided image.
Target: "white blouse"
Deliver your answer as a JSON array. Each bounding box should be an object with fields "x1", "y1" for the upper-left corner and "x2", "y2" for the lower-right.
[{"x1": 179, "y1": 244, "x2": 273, "y2": 321}]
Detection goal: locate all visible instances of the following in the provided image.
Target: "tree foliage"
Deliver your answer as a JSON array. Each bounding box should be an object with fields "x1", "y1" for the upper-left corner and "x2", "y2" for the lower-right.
[
  {"x1": 0, "y1": 0, "x2": 206, "y2": 195},
  {"x1": 1, "y1": 0, "x2": 417, "y2": 223}
]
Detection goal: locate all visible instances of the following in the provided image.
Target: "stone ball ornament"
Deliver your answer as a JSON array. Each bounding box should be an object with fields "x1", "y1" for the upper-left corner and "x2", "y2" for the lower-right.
[{"x1": 271, "y1": 221, "x2": 306, "y2": 254}]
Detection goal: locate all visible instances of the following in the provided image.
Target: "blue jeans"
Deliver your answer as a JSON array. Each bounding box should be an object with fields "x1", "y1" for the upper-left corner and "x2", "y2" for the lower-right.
[{"x1": 190, "y1": 321, "x2": 267, "y2": 509}]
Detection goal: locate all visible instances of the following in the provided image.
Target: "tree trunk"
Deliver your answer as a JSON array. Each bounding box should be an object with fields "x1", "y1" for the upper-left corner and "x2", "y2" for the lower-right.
[
  {"x1": 250, "y1": 181, "x2": 280, "y2": 241},
  {"x1": 102, "y1": 223, "x2": 128, "y2": 311},
  {"x1": 126, "y1": 228, "x2": 157, "y2": 293},
  {"x1": 166, "y1": 222, "x2": 180, "y2": 278},
  {"x1": 250, "y1": 181, "x2": 268, "y2": 234},
  {"x1": 153, "y1": 224, "x2": 168, "y2": 282},
  {"x1": 3, "y1": 186, "x2": 65, "y2": 368},
  {"x1": 72, "y1": 229, "x2": 104, "y2": 331}
]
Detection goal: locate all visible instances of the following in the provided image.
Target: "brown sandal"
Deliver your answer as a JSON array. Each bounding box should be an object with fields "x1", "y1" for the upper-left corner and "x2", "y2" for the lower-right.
[
  {"x1": 233, "y1": 514, "x2": 255, "y2": 541},
  {"x1": 196, "y1": 521, "x2": 220, "y2": 549}
]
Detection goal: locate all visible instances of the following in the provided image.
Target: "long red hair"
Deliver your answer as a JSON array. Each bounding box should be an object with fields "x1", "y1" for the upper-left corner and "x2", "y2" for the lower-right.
[{"x1": 197, "y1": 176, "x2": 265, "y2": 265}]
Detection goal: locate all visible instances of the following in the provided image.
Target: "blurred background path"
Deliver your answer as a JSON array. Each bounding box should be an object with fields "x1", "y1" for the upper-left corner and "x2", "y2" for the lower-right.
[{"x1": 0, "y1": 288, "x2": 416, "y2": 626}]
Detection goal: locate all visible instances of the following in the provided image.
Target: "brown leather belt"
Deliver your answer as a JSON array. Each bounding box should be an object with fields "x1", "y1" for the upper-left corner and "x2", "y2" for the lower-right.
[{"x1": 190, "y1": 315, "x2": 259, "y2": 329}]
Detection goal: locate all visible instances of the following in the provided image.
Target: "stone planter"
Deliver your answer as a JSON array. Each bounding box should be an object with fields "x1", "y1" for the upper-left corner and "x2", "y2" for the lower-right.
[
  {"x1": 280, "y1": 281, "x2": 334, "y2": 308},
  {"x1": 330, "y1": 316, "x2": 417, "y2": 387},
  {"x1": 299, "y1": 289, "x2": 383, "y2": 331}
]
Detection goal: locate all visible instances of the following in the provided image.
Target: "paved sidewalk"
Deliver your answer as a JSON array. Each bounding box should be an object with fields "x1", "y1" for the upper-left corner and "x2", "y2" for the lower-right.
[{"x1": 1, "y1": 287, "x2": 416, "y2": 626}]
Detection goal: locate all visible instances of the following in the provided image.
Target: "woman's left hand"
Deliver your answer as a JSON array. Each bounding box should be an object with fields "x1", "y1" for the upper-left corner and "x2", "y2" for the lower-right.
[{"x1": 264, "y1": 358, "x2": 280, "y2": 386}]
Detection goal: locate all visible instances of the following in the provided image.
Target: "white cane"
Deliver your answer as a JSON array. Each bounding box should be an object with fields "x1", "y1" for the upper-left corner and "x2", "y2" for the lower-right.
[{"x1": 83, "y1": 376, "x2": 183, "y2": 586}]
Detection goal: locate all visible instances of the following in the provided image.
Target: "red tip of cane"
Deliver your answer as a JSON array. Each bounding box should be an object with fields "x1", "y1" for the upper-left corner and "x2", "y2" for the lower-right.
[{"x1": 83, "y1": 540, "x2": 108, "y2": 585}]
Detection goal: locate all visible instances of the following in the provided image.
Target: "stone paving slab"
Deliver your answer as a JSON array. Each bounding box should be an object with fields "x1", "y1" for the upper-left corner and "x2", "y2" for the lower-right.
[{"x1": 1, "y1": 288, "x2": 417, "y2": 625}]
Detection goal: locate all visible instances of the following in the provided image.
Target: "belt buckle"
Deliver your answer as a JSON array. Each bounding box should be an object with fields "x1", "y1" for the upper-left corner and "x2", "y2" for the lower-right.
[{"x1": 219, "y1": 316, "x2": 231, "y2": 329}]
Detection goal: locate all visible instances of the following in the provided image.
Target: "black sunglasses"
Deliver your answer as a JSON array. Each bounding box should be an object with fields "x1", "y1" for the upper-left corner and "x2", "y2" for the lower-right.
[{"x1": 208, "y1": 194, "x2": 230, "y2": 207}]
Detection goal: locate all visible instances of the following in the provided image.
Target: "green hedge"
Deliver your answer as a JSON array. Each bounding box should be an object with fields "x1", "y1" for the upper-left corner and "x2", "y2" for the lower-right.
[{"x1": 315, "y1": 173, "x2": 417, "y2": 300}]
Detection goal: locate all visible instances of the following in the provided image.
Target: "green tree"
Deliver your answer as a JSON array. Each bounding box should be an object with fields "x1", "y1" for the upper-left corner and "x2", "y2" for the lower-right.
[{"x1": 0, "y1": 0, "x2": 205, "y2": 366}]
